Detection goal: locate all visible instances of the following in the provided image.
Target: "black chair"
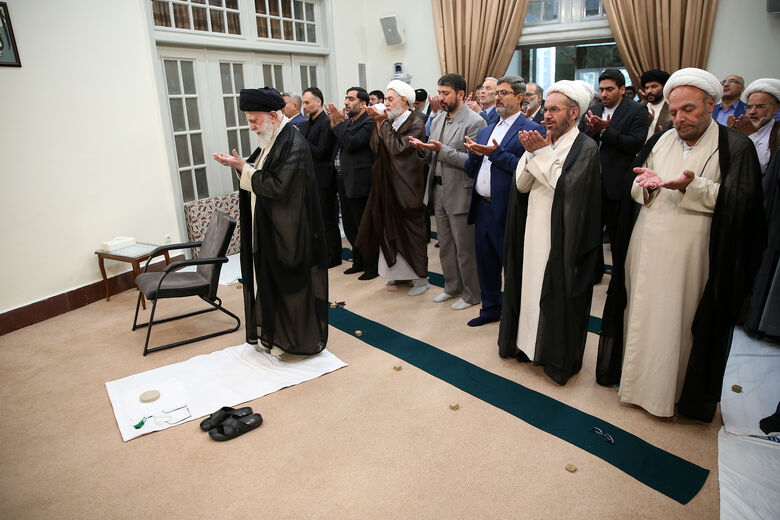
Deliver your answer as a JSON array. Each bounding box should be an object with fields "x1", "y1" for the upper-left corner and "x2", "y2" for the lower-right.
[{"x1": 132, "y1": 211, "x2": 240, "y2": 356}]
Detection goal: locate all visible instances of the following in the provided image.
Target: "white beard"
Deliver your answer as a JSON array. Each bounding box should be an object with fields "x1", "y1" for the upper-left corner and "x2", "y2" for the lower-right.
[
  {"x1": 255, "y1": 119, "x2": 275, "y2": 150},
  {"x1": 386, "y1": 104, "x2": 405, "y2": 120}
]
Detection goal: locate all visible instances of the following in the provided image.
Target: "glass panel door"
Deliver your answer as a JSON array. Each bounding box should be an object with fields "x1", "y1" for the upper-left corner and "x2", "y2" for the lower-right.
[{"x1": 162, "y1": 58, "x2": 209, "y2": 202}]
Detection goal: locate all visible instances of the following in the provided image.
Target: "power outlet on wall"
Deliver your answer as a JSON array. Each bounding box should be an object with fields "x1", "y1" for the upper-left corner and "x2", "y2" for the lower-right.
[{"x1": 164, "y1": 234, "x2": 171, "y2": 244}]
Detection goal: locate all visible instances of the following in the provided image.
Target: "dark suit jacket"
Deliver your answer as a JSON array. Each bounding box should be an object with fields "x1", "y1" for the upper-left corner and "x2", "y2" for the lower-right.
[
  {"x1": 578, "y1": 98, "x2": 649, "y2": 200},
  {"x1": 290, "y1": 113, "x2": 307, "y2": 130},
  {"x1": 300, "y1": 111, "x2": 333, "y2": 188},
  {"x1": 530, "y1": 107, "x2": 544, "y2": 124},
  {"x1": 331, "y1": 112, "x2": 375, "y2": 198},
  {"x1": 481, "y1": 106, "x2": 500, "y2": 126},
  {"x1": 464, "y1": 113, "x2": 545, "y2": 225}
]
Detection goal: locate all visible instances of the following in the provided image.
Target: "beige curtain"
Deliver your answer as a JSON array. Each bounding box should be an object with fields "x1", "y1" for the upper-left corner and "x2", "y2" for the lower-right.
[
  {"x1": 431, "y1": 0, "x2": 530, "y2": 93},
  {"x1": 603, "y1": 0, "x2": 719, "y2": 89}
]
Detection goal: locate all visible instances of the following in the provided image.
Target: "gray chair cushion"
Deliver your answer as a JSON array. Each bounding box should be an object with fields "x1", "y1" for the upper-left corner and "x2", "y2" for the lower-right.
[{"x1": 136, "y1": 271, "x2": 210, "y2": 300}]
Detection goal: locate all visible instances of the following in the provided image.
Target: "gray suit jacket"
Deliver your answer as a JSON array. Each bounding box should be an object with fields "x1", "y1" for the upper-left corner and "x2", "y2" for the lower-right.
[{"x1": 423, "y1": 105, "x2": 487, "y2": 214}]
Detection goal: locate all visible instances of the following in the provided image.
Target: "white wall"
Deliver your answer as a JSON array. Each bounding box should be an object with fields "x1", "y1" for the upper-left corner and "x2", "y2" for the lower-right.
[
  {"x1": 707, "y1": 0, "x2": 780, "y2": 85},
  {"x1": 0, "y1": 0, "x2": 179, "y2": 312},
  {"x1": 329, "y1": 0, "x2": 441, "y2": 102}
]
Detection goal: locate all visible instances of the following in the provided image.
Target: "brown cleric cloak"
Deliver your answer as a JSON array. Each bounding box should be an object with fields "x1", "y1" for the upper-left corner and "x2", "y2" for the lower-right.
[
  {"x1": 238, "y1": 122, "x2": 328, "y2": 355},
  {"x1": 597, "y1": 125, "x2": 766, "y2": 421},
  {"x1": 497, "y1": 132, "x2": 602, "y2": 385},
  {"x1": 355, "y1": 112, "x2": 428, "y2": 278}
]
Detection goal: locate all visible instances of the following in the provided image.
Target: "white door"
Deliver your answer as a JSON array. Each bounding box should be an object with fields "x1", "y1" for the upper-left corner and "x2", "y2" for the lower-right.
[{"x1": 157, "y1": 47, "x2": 325, "y2": 203}]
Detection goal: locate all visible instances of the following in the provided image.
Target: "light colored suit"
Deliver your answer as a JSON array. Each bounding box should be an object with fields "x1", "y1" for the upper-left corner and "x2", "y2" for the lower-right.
[{"x1": 423, "y1": 105, "x2": 487, "y2": 303}]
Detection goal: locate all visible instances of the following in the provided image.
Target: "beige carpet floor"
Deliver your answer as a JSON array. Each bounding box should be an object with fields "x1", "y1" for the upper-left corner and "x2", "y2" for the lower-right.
[{"x1": 0, "y1": 238, "x2": 720, "y2": 519}]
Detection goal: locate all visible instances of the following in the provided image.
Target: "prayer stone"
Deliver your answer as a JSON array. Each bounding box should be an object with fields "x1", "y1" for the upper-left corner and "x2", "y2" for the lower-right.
[
  {"x1": 449, "y1": 403, "x2": 460, "y2": 410},
  {"x1": 565, "y1": 464, "x2": 577, "y2": 473},
  {"x1": 330, "y1": 303, "x2": 337, "y2": 309},
  {"x1": 393, "y1": 365, "x2": 402, "y2": 371},
  {"x1": 236, "y1": 284, "x2": 242, "y2": 289},
  {"x1": 139, "y1": 390, "x2": 160, "y2": 403},
  {"x1": 731, "y1": 384, "x2": 742, "y2": 393},
  {"x1": 355, "y1": 330, "x2": 363, "y2": 336}
]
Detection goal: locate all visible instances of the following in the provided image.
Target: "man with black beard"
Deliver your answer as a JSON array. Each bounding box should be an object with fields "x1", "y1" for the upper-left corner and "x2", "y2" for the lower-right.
[
  {"x1": 411, "y1": 73, "x2": 486, "y2": 311},
  {"x1": 212, "y1": 87, "x2": 328, "y2": 355},
  {"x1": 640, "y1": 69, "x2": 672, "y2": 140},
  {"x1": 301, "y1": 87, "x2": 341, "y2": 268},
  {"x1": 324, "y1": 87, "x2": 378, "y2": 279},
  {"x1": 579, "y1": 68, "x2": 649, "y2": 282}
]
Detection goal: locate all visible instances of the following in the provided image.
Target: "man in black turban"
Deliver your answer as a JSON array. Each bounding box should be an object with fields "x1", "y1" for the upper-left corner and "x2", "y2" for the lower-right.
[
  {"x1": 213, "y1": 87, "x2": 329, "y2": 355},
  {"x1": 640, "y1": 69, "x2": 672, "y2": 140}
]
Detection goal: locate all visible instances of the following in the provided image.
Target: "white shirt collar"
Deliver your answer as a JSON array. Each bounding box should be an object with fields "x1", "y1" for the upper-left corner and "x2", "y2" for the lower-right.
[
  {"x1": 497, "y1": 110, "x2": 522, "y2": 128},
  {"x1": 392, "y1": 109, "x2": 411, "y2": 131}
]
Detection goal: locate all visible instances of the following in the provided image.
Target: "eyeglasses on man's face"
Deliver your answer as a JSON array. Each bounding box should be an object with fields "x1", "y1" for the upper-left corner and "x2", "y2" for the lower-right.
[
  {"x1": 721, "y1": 78, "x2": 743, "y2": 85},
  {"x1": 541, "y1": 106, "x2": 567, "y2": 114},
  {"x1": 496, "y1": 90, "x2": 516, "y2": 97},
  {"x1": 746, "y1": 104, "x2": 776, "y2": 111}
]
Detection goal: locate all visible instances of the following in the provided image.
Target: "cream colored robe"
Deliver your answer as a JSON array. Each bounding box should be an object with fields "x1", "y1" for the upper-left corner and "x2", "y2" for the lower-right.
[
  {"x1": 514, "y1": 127, "x2": 580, "y2": 359},
  {"x1": 619, "y1": 120, "x2": 722, "y2": 417}
]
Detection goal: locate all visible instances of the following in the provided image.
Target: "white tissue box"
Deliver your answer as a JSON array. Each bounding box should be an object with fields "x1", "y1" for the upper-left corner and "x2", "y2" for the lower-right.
[{"x1": 100, "y1": 236, "x2": 136, "y2": 252}]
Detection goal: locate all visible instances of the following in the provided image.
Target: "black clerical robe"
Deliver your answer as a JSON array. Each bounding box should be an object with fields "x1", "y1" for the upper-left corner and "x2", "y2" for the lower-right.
[
  {"x1": 238, "y1": 123, "x2": 329, "y2": 355},
  {"x1": 597, "y1": 125, "x2": 766, "y2": 422},
  {"x1": 745, "y1": 151, "x2": 780, "y2": 336},
  {"x1": 498, "y1": 132, "x2": 602, "y2": 385}
]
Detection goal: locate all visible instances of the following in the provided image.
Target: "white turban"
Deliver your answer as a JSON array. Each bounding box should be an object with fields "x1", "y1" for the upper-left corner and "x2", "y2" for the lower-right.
[
  {"x1": 663, "y1": 68, "x2": 722, "y2": 104},
  {"x1": 574, "y1": 80, "x2": 595, "y2": 102},
  {"x1": 386, "y1": 80, "x2": 416, "y2": 109},
  {"x1": 547, "y1": 80, "x2": 592, "y2": 120},
  {"x1": 744, "y1": 78, "x2": 780, "y2": 105}
]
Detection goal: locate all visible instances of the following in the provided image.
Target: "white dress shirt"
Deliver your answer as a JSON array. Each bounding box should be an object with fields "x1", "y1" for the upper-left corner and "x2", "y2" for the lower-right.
[
  {"x1": 749, "y1": 120, "x2": 773, "y2": 173},
  {"x1": 475, "y1": 110, "x2": 522, "y2": 198}
]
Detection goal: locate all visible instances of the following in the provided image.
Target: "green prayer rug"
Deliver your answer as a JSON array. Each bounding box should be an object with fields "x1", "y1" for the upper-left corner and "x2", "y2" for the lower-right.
[
  {"x1": 329, "y1": 305, "x2": 709, "y2": 504},
  {"x1": 340, "y1": 248, "x2": 601, "y2": 334}
]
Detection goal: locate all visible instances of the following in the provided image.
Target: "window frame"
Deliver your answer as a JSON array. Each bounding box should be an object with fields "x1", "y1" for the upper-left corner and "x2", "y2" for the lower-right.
[{"x1": 519, "y1": 0, "x2": 612, "y2": 46}]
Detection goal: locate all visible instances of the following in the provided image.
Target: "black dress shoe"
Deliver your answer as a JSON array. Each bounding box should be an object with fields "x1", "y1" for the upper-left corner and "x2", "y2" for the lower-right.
[
  {"x1": 467, "y1": 315, "x2": 500, "y2": 327},
  {"x1": 344, "y1": 265, "x2": 363, "y2": 274},
  {"x1": 358, "y1": 271, "x2": 379, "y2": 280}
]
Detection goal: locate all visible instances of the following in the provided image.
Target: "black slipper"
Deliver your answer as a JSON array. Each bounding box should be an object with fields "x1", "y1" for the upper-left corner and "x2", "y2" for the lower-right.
[
  {"x1": 199, "y1": 406, "x2": 252, "y2": 431},
  {"x1": 208, "y1": 413, "x2": 263, "y2": 441}
]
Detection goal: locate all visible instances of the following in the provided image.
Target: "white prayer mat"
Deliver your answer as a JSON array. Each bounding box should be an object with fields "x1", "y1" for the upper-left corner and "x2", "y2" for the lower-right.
[
  {"x1": 106, "y1": 344, "x2": 347, "y2": 441},
  {"x1": 720, "y1": 328, "x2": 780, "y2": 436},
  {"x1": 718, "y1": 328, "x2": 780, "y2": 519}
]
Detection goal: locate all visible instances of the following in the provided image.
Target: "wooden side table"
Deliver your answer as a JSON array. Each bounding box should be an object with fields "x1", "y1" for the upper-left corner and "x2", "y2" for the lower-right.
[{"x1": 95, "y1": 243, "x2": 171, "y2": 309}]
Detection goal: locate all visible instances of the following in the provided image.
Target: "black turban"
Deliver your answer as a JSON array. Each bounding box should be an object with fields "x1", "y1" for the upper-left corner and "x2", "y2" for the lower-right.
[
  {"x1": 239, "y1": 87, "x2": 286, "y2": 112},
  {"x1": 640, "y1": 69, "x2": 671, "y2": 88},
  {"x1": 415, "y1": 88, "x2": 428, "y2": 102}
]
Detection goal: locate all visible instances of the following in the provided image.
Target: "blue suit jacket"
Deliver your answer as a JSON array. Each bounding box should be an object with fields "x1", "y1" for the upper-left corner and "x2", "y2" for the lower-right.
[
  {"x1": 713, "y1": 100, "x2": 746, "y2": 122},
  {"x1": 464, "y1": 113, "x2": 545, "y2": 225},
  {"x1": 481, "y1": 106, "x2": 500, "y2": 126}
]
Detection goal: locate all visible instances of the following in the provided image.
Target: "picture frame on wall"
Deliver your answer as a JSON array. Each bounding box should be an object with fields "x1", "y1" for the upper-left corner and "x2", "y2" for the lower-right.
[{"x1": 0, "y1": 2, "x2": 21, "y2": 67}]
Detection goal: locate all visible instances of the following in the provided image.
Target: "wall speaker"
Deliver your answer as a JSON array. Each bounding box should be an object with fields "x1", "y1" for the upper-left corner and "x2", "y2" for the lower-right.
[{"x1": 379, "y1": 15, "x2": 404, "y2": 46}]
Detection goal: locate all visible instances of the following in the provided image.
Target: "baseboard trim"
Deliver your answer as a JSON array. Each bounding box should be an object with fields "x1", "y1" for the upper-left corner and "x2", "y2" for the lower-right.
[{"x1": 0, "y1": 255, "x2": 184, "y2": 336}]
